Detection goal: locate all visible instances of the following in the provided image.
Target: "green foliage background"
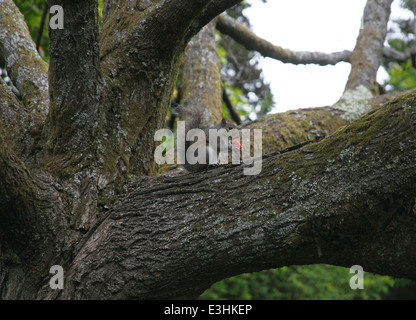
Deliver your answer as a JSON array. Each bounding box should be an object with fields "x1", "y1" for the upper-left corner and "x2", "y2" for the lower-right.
[
  {"x1": 199, "y1": 265, "x2": 408, "y2": 300},
  {"x1": 382, "y1": 1, "x2": 416, "y2": 92}
]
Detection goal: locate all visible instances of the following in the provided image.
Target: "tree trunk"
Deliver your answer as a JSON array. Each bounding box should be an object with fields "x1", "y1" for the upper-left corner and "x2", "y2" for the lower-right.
[{"x1": 1, "y1": 0, "x2": 415, "y2": 300}]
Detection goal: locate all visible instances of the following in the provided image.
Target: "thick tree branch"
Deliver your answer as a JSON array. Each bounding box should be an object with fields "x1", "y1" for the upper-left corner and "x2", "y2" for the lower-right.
[
  {"x1": 344, "y1": 0, "x2": 393, "y2": 94},
  {"x1": 3, "y1": 0, "x2": 415, "y2": 301},
  {"x1": 0, "y1": 0, "x2": 49, "y2": 148},
  {"x1": 180, "y1": 20, "x2": 224, "y2": 125},
  {"x1": 0, "y1": 78, "x2": 33, "y2": 158},
  {"x1": 43, "y1": 0, "x2": 101, "y2": 175},
  {"x1": 152, "y1": 0, "x2": 219, "y2": 43},
  {"x1": 101, "y1": 0, "x2": 218, "y2": 58},
  {"x1": 0, "y1": 134, "x2": 68, "y2": 297},
  {"x1": 103, "y1": 0, "x2": 241, "y2": 41},
  {"x1": 0, "y1": 138, "x2": 37, "y2": 230},
  {"x1": 189, "y1": 0, "x2": 242, "y2": 36},
  {"x1": 55, "y1": 93, "x2": 416, "y2": 299},
  {"x1": 0, "y1": 81, "x2": 68, "y2": 252},
  {"x1": 242, "y1": 90, "x2": 409, "y2": 156},
  {"x1": 103, "y1": 0, "x2": 210, "y2": 34},
  {"x1": 97, "y1": 0, "x2": 242, "y2": 183},
  {"x1": 338, "y1": 0, "x2": 394, "y2": 117}
]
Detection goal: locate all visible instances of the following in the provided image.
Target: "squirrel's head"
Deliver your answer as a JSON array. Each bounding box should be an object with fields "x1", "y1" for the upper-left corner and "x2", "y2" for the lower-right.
[{"x1": 221, "y1": 118, "x2": 237, "y2": 131}]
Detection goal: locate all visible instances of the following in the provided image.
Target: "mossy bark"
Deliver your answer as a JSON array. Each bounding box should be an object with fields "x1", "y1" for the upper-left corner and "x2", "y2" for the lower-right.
[
  {"x1": 242, "y1": 90, "x2": 411, "y2": 156},
  {"x1": 0, "y1": 0, "x2": 49, "y2": 161},
  {"x1": 180, "y1": 19, "x2": 223, "y2": 125},
  {"x1": 1, "y1": 0, "x2": 415, "y2": 300},
  {"x1": 0, "y1": 134, "x2": 68, "y2": 298},
  {"x1": 43, "y1": 0, "x2": 100, "y2": 170},
  {"x1": 344, "y1": 0, "x2": 393, "y2": 94},
  {"x1": 0, "y1": 78, "x2": 33, "y2": 157},
  {"x1": 54, "y1": 96, "x2": 416, "y2": 299},
  {"x1": 0, "y1": 0, "x2": 242, "y2": 299}
]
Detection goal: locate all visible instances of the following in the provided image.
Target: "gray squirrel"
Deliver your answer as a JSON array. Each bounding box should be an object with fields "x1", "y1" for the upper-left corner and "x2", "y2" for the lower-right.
[{"x1": 174, "y1": 104, "x2": 241, "y2": 172}]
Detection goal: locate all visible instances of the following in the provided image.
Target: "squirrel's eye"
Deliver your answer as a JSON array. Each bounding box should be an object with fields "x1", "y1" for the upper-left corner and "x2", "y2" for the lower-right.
[{"x1": 229, "y1": 126, "x2": 233, "y2": 130}]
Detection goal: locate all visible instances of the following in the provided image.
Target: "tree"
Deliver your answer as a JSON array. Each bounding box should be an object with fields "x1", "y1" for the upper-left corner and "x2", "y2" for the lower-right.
[
  {"x1": 0, "y1": 0, "x2": 415, "y2": 300},
  {"x1": 382, "y1": 0, "x2": 416, "y2": 92}
]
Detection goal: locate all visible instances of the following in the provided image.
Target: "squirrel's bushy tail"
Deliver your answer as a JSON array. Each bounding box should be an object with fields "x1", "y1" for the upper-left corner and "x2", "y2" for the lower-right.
[{"x1": 173, "y1": 104, "x2": 208, "y2": 132}]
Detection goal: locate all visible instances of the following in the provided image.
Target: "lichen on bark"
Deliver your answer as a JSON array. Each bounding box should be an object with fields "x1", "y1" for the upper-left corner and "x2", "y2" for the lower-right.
[
  {"x1": 1, "y1": 0, "x2": 416, "y2": 300},
  {"x1": 180, "y1": 19, "x2": 224, "y2": 125}
]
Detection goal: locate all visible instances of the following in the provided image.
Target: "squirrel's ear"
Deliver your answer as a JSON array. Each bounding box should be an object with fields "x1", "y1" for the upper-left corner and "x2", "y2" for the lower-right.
[{"x1": 221, "y1": 118, "x2": 226, "y2": 124}]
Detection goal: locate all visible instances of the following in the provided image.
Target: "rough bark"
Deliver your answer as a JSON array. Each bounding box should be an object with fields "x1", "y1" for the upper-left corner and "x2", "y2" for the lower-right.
[
  {"x1": 53, "y1": 95, "x2": 416, "y2": 299},
  {"x1": 0, "y1": 78, "x2": 32, "y2": 157},
  {"x1": 97, "y1": 0, "x2": 240, "y2": 190},
  {"x1": 344, "y1": 0, "x2": 393, "y2": 94},
  {"x1": 40, "y1": 0, "x2": 102, "y2": 232},
  {"x1": 180, "y1": 20, "x2": 223, "y2": 125},
  {"x1": 0, "y1": 136, "x2": 67, "y2": 298},
  {"x1": 0, "y1": 0, "x2": 49, "y2": 117},
  {"x1": 0, "y1": 0, "x2": 49, "y2": 160},
  {"x1": 1, "y1": 0, "x2": 416, "y2": 300},
  {"x1": 43, "y1": 0, "x2": 101, "y2": 170},
  {"x1": 251, "y1": 90, "x2": 409, "y2": 155}
]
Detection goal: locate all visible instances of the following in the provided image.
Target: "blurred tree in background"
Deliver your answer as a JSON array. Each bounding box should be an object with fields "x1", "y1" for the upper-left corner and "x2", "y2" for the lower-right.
[
  {"x1": 383, "y1": 0, "x2": 416, "y2": 91},
  {"x1": 218, "y1": 1, "x2": 274, "y2": 121}
]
